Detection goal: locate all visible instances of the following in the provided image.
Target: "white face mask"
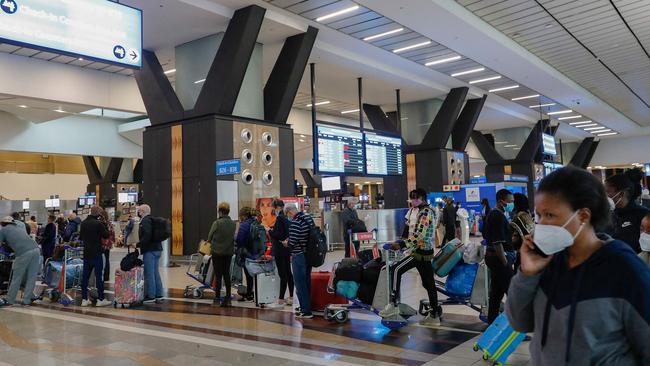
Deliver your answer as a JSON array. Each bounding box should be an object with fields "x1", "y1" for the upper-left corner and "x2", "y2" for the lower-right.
[
  {"x1": 607, "y1": 197, "x2": 616, "y2": 211},
  {"x1": 533, "y1": 211, "x2": 585, "y2": 255},
  {"x1": 640, "y1": 232, "x2": 650, "y2": 252}
]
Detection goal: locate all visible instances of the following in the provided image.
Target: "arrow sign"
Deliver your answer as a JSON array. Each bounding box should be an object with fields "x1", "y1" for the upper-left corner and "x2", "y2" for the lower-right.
[{"x1": 130, "y1": 50, "x2": 138, "y2": 60}]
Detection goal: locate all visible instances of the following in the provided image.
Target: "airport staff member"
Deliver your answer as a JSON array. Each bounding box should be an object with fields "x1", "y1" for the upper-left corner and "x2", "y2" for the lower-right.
[{"x1": 0, "y1": 216, "x2": 40, "y2": 306}]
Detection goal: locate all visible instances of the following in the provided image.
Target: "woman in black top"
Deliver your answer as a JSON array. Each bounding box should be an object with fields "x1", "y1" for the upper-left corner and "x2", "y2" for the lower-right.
[
  {"x1": 267, "y1": 199, "x2": 293, "y2": 306},
  {"x1": 605, "y1": 169, "x2": 649, "y2": 253},
  {"x1": 42, "y1": 215, "x2": 58, "y2": 263}
]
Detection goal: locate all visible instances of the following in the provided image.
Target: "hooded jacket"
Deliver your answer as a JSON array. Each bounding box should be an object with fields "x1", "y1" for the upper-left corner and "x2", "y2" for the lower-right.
[
  {"x1": 506, "y1": 236, "x2": 650, "y2": 365},
  {"x1": 610, "y1": 201, "x2": 649, "y2": 253}
]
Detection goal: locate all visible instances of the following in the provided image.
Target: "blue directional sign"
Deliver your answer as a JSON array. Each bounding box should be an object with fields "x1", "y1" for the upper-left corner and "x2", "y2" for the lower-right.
[
  {"x1": 1, "y1": 0, "x2": 18, "y2": 14},
  {"x1": 216, "y1": 159, "x2": 241, "y2": 176}
]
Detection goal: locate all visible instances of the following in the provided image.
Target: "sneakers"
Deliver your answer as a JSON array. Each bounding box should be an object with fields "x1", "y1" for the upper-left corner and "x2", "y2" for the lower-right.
[
  {"x1": 419, "y1": 313, "x2": 441, "y2": 327},
  {"x1": 80, "y1": 299, "x2": 92, "y2": 307},
  {"x1": 143, "y1": 298, "x2": 156, "y2": 303},
  {"x1": 285, "y1": 298, "x2": 293, "y2": 306},
  {"x1": 237, "y1": 296, "x2": 253, "y2": 303},
  {"x1": 96, "y1": 299, "x2": 112, "y2": 307},
  {"x1": 379, "y1": 304, "x2": 400, "y2": 318},
  {"x1": 155, "y1": 297, "x2": 164, "y2": 304},
  {"x1": 295, "y1": 312, "x2": 314, "y2": 319}
]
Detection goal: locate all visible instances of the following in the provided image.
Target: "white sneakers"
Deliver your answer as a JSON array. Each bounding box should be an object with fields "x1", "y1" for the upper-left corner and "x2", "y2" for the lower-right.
[
  {"x1": 419, "y1": 314, "x2": 441, "y2": 327},
  {"x1": 379, "y1": 303, "x2": 400, "y2": 318},
  {"x1": 80, "y1": 299, "x2": 112, "y2": 307}
]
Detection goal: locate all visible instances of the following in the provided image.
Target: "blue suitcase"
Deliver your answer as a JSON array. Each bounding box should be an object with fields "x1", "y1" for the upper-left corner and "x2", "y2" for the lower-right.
[
  {"x1": 432, "y1": 239, "x2": 463, "y2": 277},
  {"x1": 473, "y1": 313, "x2": 525, "y2": 366}
]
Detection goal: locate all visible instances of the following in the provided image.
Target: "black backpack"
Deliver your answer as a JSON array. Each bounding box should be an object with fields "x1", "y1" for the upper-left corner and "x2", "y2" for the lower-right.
[
  {"x1": 304, "y1": 217, "x2": 327, "y2": 268},
  {"x1": 150, "y1": 217, "x2": 171, "y2": 243},
  {"x1": 248, "y1": 221, "x2": 267, "y2": 259}
]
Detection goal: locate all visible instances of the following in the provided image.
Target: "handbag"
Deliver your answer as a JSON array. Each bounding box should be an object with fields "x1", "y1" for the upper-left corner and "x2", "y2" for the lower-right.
[
  {"x1": 198, "y1": 240, "x2": 212, "y2": 255},
  {"x1": 120, "y1": 248, "x2": 143, "y2": 272}
]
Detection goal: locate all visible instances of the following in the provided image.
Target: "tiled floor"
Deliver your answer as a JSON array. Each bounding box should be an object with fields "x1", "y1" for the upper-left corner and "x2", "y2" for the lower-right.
[{"x1": 0, "y1": 246, "x2": 532, "y2": 366}]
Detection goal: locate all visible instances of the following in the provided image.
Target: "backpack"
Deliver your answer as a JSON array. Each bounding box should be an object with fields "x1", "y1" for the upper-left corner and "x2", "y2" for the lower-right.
[
  {"x1": 304, "y1": 217, "x2": 327, "y2": 268},
  {"x1": 150, "y1": 217, "x2": 171, "y2": 243},
  {"x1": 248, "y1": 221, "x2": 267, "y2": 259},
  {"x1": 120, "y1": 248, "x2": 143, "y2": 271}
]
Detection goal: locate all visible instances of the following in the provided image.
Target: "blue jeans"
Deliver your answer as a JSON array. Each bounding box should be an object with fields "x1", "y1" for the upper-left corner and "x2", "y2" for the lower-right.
[
  {"x1": 143, "y1": 250, "x2": 163, "y2": 299},
  {"x1": 7, "y1": 248, "x2": 40, "y2": 305},
  {"x1": 291, "y1": 252, "x2": 312, "y2": 314},
  {"x1": 82, "y1": 255, "x2": 105, "y2": 300}
]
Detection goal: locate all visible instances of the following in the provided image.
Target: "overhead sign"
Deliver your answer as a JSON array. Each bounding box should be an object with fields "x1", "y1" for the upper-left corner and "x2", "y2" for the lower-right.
[
  {"x1": 0, "y1": 0, "x2": 142, "y2": 68},
  {"x1": 503, "y1": 174, "x2": 529, "y2": 182},
  {"x1": 443, "y1": 185, "x2": 461, "y2": 192},
  {"x1": 542, "y1": 133, "x2": 557, "y2": 155},
  {"x1": 216, "y1": 159, "x2": 241, "y2": 176}
]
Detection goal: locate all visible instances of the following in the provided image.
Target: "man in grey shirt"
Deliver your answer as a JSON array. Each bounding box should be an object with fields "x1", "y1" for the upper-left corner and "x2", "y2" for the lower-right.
[{"x1": 0, "y1": 216, "x2": 40, "y2": 306}]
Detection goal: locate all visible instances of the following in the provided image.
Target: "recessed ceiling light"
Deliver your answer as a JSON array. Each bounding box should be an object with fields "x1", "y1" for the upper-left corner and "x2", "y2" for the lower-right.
[
  {"x1": 401, "y1": 117, "x2": 408, "y2": 120},
  {"x1": 529, "y1": 103, "x2": 556, "y2": 108},
  {"x1": 495, "y1": 141, "x2": 508, "y2": 144},
  {"x1": 578, "y1": 123, "x2": 598, "y2": 128},
  {"x1": 469, "y1": 75, "x2": 501, "y2": 84},
  {"x1": 598, "y1": 132, "x2": 618, "y2": 136},
  {"x1": 511, "y1": 94, "x2": 540, "y2": 101},
  {"x1": 513, "y1": 147, "x2": 521, "y2": 150},
  {"x1": 363, "y1": 28, "x2": 404, "y2": 41},
  {"x1": 194, "y1": 79, "x2": 206, "y2": 84},
  {"x1": 316, "y1": 5, "x2": 359, "y2": 22},
  {"x1": 363, "y1": 181, "x2": 371, "y2": 184},
  {"x1": 299, "y1": 139, "x2": 306, "y2": 142},
  {"x1": 393, "y1": 41, "x2": 432, "y2": 54},
  {"x1": 17, "y1": 105, "x2": 27, "y2": 108},
  {"x1": 425, "y1": 55, "x2": 461, "y2": 66},
  {"x1": 341, "y1": 109, "x2": 360, "y2": 114},
  {"x1": 164, "y1": 69, "x2": 176, "y2": 75},
  {"x1": 545, "y1": 23, "x2": 553, "y2": 28},
  {"x1": 489, "y1": 85, "x2": 519, "y2": 92},
  {"x1": 569, "y1": 120, "x2": 593, "y2": 125},
  {"x1": 451, "y1": 67, "x2": 485, "y2": 77},
  {"x1": 590, "y1": 129, "x2": 611, "y2": 133},
  {"x1": 300, "y1": 134, "x2": 306, "y2": 138},
  {"x1": 53, "y1": 109, "x2": 66, "y2": 113},
  {"x1": 547, "y1": 109, "x2": 573, "y2": 115},
  {"x1": 558, "y1": 115, "x2": 582, "y2": 120},
  {"x1": 504, "y1": 144, "x2": 518, "y2": 148},
  {"x1": 583, "y1": 126, "x2": 605, "y2": 131},
  {"x1": 306, "y1": 101, "x2": 330, "y2": 107}
]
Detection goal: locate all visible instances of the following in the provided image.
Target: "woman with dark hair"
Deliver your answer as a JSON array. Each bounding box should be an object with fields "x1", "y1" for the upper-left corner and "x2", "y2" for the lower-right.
[
  {"x1": 235, "y1": 207, "x2": 256, "y2": 302},
  {"x1": 605, "y1": 169, "x2": 649, "y2": 253},
  {"x1": 510, "y1": 193, "x2": 534, "y2": 271},
  {"x1": 506, "y1": 166, "x2": 650, "y2": 365},
  {"x1": 268, "y1": 199, "x2": 293, "y2": 306},
  {"x1": 98, "y1": 207, "x2": 115, "y2": 282}
]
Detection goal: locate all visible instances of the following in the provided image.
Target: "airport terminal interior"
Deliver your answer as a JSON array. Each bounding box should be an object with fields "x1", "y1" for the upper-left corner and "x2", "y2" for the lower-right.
[{"x1": 0, "y1": 0, "x2": 650, "y2": 365}]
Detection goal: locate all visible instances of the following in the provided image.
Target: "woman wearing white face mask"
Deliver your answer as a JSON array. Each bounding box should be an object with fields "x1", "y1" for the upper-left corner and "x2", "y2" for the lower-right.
[
  {"x1": 605, "y1": 169, "x2": 649, "y2": 254},
  {"x1": 506, "y1": 166, "x2": 650, "y2": 366}
]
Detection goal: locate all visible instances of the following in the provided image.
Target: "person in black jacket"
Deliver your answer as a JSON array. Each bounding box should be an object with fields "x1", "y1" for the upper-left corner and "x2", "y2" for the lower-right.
[
  {"x1": 42, "y1": 215, "x2": 57, "y2": 263},
  {"x1": 79, "y1": 206, "x2": 111, "y2": 307},
  {"x1": 442, "y1": 197, "x2": 457, "y2": 243},
  {"x1": 341, "y1": 199, "x2": 360, "y2": 258},
  {"x1": 605, "y1": 169, "x2": 650, "y2": 253},
  {"x1": 137, "y1": 204, "x2": 165, "y2": 303},
  {"x1": 267, "y1": 199, "x2": 293, "y2": 306}
]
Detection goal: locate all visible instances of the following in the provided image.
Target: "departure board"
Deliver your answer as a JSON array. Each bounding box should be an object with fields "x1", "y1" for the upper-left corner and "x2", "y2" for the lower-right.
[
  {"x1": 316, "y1": 124, "x2": 365, "y2": 175},
  {"x1": 365, "y1": 132, "x2": 403, "y2": 176}
]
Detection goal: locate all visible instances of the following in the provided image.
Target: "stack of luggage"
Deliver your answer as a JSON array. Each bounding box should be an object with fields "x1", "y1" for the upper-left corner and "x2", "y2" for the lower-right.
[{"x1": 332, "y1": 249, "x2": 383, "y2": 304}]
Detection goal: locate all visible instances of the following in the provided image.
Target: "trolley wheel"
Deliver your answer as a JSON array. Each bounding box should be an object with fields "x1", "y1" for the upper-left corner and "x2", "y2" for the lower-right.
[
  {"x1": 418, "y1": 299, "x2": 431, "y2": 316},
  {"x1": 183, "y1": 288, "x2": 191, "y2": 298},
  {"x1": 437, "y1": 305, "x2": 443, "y2": 318},
  {"x1": 113, "y1": 302, "x2": 117, "y2": 309},
  {"x1": 333, "y1": 310, "x2": 349, "y2": 324},
  {"x1": 193, "y1": 288, "x2": 204, "y2": 299},
  {"x1": 482, "y1": 353, "x2": 489, "y2": 361},
  {"x1": 472, "y1": 344, "x2": 479, "y2": 352}
]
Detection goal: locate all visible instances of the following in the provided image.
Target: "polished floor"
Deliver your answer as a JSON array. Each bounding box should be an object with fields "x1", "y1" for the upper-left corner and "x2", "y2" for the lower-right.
[{"x1": 0, "y1": 247, "x2": 532, "y2": 366}]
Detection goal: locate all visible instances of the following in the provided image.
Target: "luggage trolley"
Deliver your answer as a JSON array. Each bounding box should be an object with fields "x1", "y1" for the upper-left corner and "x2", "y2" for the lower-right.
[
  {"x1": 0, "y1": 248, "x2": 14, "y2": 295},
  {"x1": 184, "y1": 253, "x2": 214, "y2": 299},
  {"x1": 43, "y1": 245, "x2": 96, "y2": 306},
  {"x1": 324, "y1": 247, "x2": 415, "y2": 330},
  {"x1": 348, "y1": 228, "x2": 379, "y2": 253}
]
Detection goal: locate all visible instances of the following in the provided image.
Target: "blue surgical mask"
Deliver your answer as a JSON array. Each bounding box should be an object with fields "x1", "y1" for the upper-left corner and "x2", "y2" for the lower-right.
[{"x1": 505, "y1": 202, "x2": 514, "y2": 213}]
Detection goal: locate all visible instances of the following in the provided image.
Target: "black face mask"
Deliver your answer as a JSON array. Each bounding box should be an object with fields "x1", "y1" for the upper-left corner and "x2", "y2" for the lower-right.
[{"x1": 137, "y1": 213, "x2": 142, "y2": 218}]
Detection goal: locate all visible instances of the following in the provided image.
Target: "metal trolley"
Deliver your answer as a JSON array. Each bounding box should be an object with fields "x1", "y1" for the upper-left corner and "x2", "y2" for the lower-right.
[
  {"x1": 184, "y1": 253, "x2": 214, "y2": 299},
  {"x1": 0, "y1": 247, "x2": 14, "y2": 295},
  {"x1": 43, "y1": 245, "x2": 96, "y2": 306}
]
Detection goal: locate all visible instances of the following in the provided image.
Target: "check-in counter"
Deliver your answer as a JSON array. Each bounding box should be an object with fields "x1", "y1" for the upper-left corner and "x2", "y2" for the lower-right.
[{"x1": 323, "y1": 208, "x2": 409, "y2": 249}]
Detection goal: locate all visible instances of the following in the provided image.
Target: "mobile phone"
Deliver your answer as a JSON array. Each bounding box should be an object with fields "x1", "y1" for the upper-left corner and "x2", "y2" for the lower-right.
[{"x1": 530, "y1": 241, "x2": 549, "y2": 258}]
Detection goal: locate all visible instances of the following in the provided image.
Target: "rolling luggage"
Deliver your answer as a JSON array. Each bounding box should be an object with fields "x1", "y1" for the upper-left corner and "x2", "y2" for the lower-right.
[
  {"x1": 254, "y1": 271, "x2": 279, "y2": 307},
  {"x1": 114, "y1": 266, "x2": 144, "y2": 308},
  {"x1": 473, "y1": 313, "x2": 525, "y2": 366},
  {"x1": 444, "y1": 261, "x2": 479, "y2": 298},
  {"x1": 432, "y1": 239, "x2": 464, "y2": 277},
  {"x1": 310, "y1": 271, "x2": 347, "y2": 312},
  {"x1": 334, "y1": 258, "x2": 362, "y2": 283},
  {"x1": 199, "y1": 255, "x2": 213, "y2": 285}
]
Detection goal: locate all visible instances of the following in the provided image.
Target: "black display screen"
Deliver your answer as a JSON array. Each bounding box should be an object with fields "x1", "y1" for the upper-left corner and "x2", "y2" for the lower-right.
[
  {"x1": 315, "y1": 124, "x2": 364, "y2": 175},
  {"x1": 365, "y1": 132, "x2": 403, "y2": 176}
]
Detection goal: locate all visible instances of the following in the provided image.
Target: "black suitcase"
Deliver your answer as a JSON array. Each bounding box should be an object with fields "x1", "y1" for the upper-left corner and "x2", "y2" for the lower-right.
[
  {"x1": 357, "y1": 282, "x2": 376, "y2": 305},
  {"x1": 334, "y1": 258, "x2": 362, "y2": 283}
]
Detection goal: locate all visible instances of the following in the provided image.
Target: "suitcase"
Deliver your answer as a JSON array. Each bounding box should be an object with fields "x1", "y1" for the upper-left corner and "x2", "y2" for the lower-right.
[
  {"x1": 356, "y1": 282, "x2": 376, "y2": 305},
  {"x1": 254, "y1": 271, "x2": 279, "y2": 307},
  {"x1": 432, "y1": 239, "x2": 463, "y2": 277},
  {"x1": 334, "y1": 258, "x2": 362, "y2": 283},
  {"x1": 444, "y1": 261, "x2": 479, "y2": 298},
  {"x1": 310, "y1": 271, "x2": 348, "y2": 312},
  {"x1": 473, "y1": 313, "x2": 525, "y2": 366},
  {"x1": 199, "y1": 255, "x2": 213, "y2": 285},
  {"x1": 114, "y1": 266, "x2": 144, "y2": 308}
]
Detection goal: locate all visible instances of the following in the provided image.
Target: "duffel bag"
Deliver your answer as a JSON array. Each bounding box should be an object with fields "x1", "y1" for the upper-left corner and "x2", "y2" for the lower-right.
[
  {"x1": 360, "y1": 266, "x2": 381, "y2": 286},
  {"x1": 334, "y1": 258, "x2": 362, "y2": 283},
  {"x1": 357, "y1": 282, "x2": 376, "y2": 305},
  {"x1": 336, "y1": 280, "x2": 360, "y2": 299}
]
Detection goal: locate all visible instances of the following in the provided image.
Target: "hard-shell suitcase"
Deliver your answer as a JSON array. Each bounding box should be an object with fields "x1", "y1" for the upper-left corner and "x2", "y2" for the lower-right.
[
  {"x1": 473, "y1": 313, "x2": 525, "y2": 366},
  {"x1": 310, "y1": 271, "x2": 347, "y2": 312},
  {"x1": 254, "y1": 271, "x2": 279, "y2": 307},
  {"x1": 199, "y1": 255, "x2": 213, "y2": 285},
  {"x1": 114, "y1": 266, "x2": 144, "y2": 308},
  {"x1": 432, "y1": 239, "x2": 463, "y2": 277},
  {"x1": 444, "y1": 261, "x2": 479, "y2": 298}
]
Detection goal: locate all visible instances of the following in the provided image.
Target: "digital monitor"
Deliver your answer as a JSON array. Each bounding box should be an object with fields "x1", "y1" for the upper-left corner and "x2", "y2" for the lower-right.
[
  {"x1": 645, "y1": 163, "x2": 650, "y2": 177},
  {"x1": 315, "y1": 124, "x2": 364, "y2": 175},
  {"x1": 364, "y1": 132, "x2": 403, "y2": 176},
  {"x1": 86, "y1": 197, "x2": 95, "y2": 206},
  {"x1": 22, "y1": 201, "x2": 29, "y2": 210},
  {"x1": 542, "y1": 133, "x2": 557, "y2": 155},
  {"x1": 118, "y1": 193, "x2": 129, "y2": 203},
  {"x1": 321, "y1": 176, "x2": 341, "y2": 192},
  {"x1": 52, "y1": 198, "x2": 60, "y2": 208},
  {"x1": 45, "y1": 199, "x2": 53, "y2": 208},
  {"x1": 79, "y1": 198, "x2": 86, "y2": 206},
  {"x1": 0, "y1": 0, "x2": 143, "y2": 68},
  {"x1": 127, "y1": 193, "x2": 137, "y2": 203}
]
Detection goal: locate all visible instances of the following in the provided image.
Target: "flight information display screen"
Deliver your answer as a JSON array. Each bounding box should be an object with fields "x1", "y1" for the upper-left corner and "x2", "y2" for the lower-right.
[
  {"x1": 315, "y1": 124, "x2": 364, "y2": 175},
  {"x1": 365, "y1": 132, "x2": 403, "y2": 176}
]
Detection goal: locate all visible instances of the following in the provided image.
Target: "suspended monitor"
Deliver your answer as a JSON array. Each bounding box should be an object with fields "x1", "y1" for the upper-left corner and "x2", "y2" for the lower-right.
[
  {"x1": 118, "y1": 193, "x2": 129, "y2": 203},
  {"x1": 542, "y1": 133, "x2": 557, "y2": 155},
  {"x1": 315, "y1": 123, "x2": 364, "y2": 175},
  {"x1": 79, "y1": 198, "x2": 86, "y2": 207},
  {"x1": 364, "y1": 131, "x2": 403, "y2": 176},
  {"x1": 321, "y1": 176, "x2": 342, "y2": 192},
  {"x1": 22, "y1": 201, "x2": 29, "y2": 210}
]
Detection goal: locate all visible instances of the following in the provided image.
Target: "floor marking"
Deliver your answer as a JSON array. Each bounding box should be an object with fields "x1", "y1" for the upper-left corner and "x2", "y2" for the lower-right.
[{"x1": 5, "y1": 307, "x2": 367, "y2": 366}]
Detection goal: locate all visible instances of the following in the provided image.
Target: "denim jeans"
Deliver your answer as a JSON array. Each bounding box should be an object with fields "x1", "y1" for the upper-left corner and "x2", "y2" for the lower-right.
[
  {"x1": 291, "y1": 252, "x2": 312, "y2": 314},
  {"x1": 143, "y1": 250, "x2": 163, "y2": 299},
  {"x1": 82, "y1": 255, "x2": 105, "y2": 301},
  {"x1": 6, "y1": 248, "x2": 40, "y2": 305}
]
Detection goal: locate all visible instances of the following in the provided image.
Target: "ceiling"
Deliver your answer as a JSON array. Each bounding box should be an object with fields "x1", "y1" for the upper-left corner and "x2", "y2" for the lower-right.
[{"x1": 458, "y1": 0, "x2": 650, "y2": 128}]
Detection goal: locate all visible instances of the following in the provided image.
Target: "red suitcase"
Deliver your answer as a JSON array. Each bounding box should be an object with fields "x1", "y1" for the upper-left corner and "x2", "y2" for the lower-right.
[{"x1": 310, "y1": 271, "x2": 348, "y2": 312}]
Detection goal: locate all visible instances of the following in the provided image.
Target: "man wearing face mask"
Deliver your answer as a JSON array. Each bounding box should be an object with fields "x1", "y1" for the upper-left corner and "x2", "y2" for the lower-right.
[
  {"x1": 605, "y1": 169, "x2": 649, "y2": 253},
  {"x1": 482, "y1": 189, "x2": 515, "y2": 324},
  {"x1": 639, "y1": 213, "x2": 650, "y2": 266}
]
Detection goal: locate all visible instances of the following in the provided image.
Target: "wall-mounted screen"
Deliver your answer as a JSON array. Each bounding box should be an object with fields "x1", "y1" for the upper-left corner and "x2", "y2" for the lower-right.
[
  {"x1": 52, "y1": 198, "x2": 60, "y2": 208},
  {"x1": 315, "y1": 124, "x2": 364, "y2": 175},
  {"x1": 321, "y1": 176, "x2": 341, "y2": 192},
  {"x1": 45, "y1": 199, "x2": 53, "y2": 208},
  {"x1": 86, "y1": 197, "x2": 95, "y2": 206},
  {"x1": 118, "y1": 193, "x2": 129, "y2": 203},
  {"x1": 0, "y1": 0, "x2": 142, "y2": 68},
  {"x1": 22, "y1": 201, "x2": 29, "y2": 210},
  {"x1": 542, "y1": 133, "x2": 557, "y2": 155},
  {"x1": 364, "y1": 132, "x2": 403, "y2": 176},
  {"x1": 79, "y1": 198, "x2": 86, "y2": 206},
  {"x1": 127, "y1": 193, "x2": 137, "y2": 203}
]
